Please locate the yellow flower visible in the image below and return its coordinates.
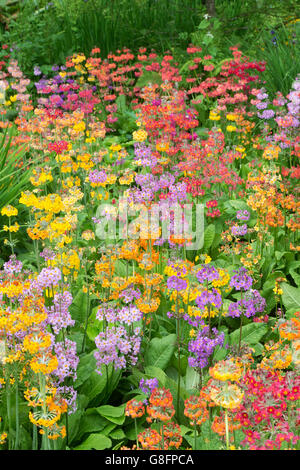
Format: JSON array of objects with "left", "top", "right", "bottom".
[
  {"left": 3, "top": 222, "right": 19, "bottom": 232},
  {"left": 210, "top": 384, "right": 244, "bottom": 409},
  {"left": 119, "top": 173, "right": 134, "bottom": 185},
  {"left": 132, "top": 129, "right": 148, "bottom": 142},
  {"left": 209, "top": 358, "right": 243, "bottom": 382},
  {"left": 0, "top": 432, "right": 7, "bottom": 445},
  {"left": 110, "top": 144, "right": 122, "bottom": 152},
  {"left": 226, "top": 113, "right": 238, "bottom": 121},
  {"left": 73, "top": 121, "right": 86, "bottom": 133},
  {"left": 1, "top": 205, "right": 18, "bottom": 217},
  {"left": 209, "top": 111, "right": 220, "bottom": 121},
  {"left": 156, "top": 141, "right": 169, "bottom": 152},
  {"left": 226, "top": 125, "right": 237, "bottom": 132}
]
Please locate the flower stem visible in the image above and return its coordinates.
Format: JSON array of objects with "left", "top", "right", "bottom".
[{"left": 225, "top": 409, "right": 230, "bottom": 450}]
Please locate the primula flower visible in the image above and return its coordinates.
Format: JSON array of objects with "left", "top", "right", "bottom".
[
  {"left": 210, "top": 383, "right": 244, "bottom": 409},
  {"left": 125, "top": 399, "right": 145, "bottom": 419},
  {"left": 1, "top": 205, "right": 18, "bottom": 217},
  {"left": 184, "top": 395, "right": 208, "bottom": 426},
  {"left": 209, "top": 358, "right": 243, "bottom": 382},
  {"left": 230, "top": 267, "right": 253, "bottom": 291},
  {"left": 167, "top": 276, "right": 187, "bottom": 291}
]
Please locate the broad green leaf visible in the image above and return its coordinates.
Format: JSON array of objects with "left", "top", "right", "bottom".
[
  {"left": 78, "top": 411, "right": 107, "bottom": 439},
  {"left": 185, "top": 366, "right": 200, "bottom": 391},
  {"left": 74, "top": 351, "right": 97, "bottom": 387},
  {"left": 281, "top": 282, "right": 300, "bottom": 312},
  {"left": 70, "top": 290, "right": 88, "bottom": 324},
  {"left": 145, "top": 334, "right": 176, "bottom": 370},
  {"left": 136, "top": 71, "right": 162, "bottom": 88},
  {"left": 74, "top": 433, "right": 112, "bottom": 450},
  {"left": 96, "top": 404, "right": 126, "bottom": 425},
  {"left": 79, "top": 371, "right": 107, "bottom": 403},
  {"left": 229, "top": 323, "right": 268, "bottom": 347},
  {"left": 110, "top": 429, "right": 126, "bottom": 440},
  {"left": 203, "top": 224, "right": 215, "bottom": 252}
]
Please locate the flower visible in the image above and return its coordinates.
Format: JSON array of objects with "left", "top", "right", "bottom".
[
  {"left": 139, "top": 378, "right": 159, "bottom": 395},
  {"left": 230, "top": 267, "right": 253, "bottom": 291},
  {"left": 133, "top": 129, "right": 148, "bottom": 142},
  {"left": 1, "top": 205, "right": 18, "bottom": 217},
  {"left": 184, "top": 395, "right": 208, "bottom": 425},
  {"left": 209, "top": 358, "right": 243, "bottom": 382},
  {"left": 167, "top": 276, "right": 187, "bottom": 291},
  {"left": 210, "top": 383, "right": 244, "bottom": 409},
  {"left": 147, "top": 388, "right": 175, "bottom": 422},
  {"left": 125, "top": 399, "right": 145, "bottom": 419}
]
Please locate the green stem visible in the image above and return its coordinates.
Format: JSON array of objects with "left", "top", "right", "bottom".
[
  {"left": 134, "top": 418, "right": 139, "bottom": 449},
  {"left": 81, "top": 266, "right": 90, "bottom": 353},
  {"left": 32, "top": 424, "right": 38, "bottom": 450},
  {"left": 4, "top": 337, "right": 12, "bottom": 449},
  {"left": 224, "top": 409, "right": 230, "bottom": 450},
  {"left": 238, "top": 314, "right": 243, "bottom": 355},
  {"left": 14, "top": 379, "right": 19, "bottom": 449}
]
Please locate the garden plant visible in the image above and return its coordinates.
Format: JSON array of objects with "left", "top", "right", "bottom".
[{"left": 0, "top": 0, "right": 299, "bottom": 452}]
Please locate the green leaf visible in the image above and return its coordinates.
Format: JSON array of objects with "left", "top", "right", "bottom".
[
  {"left": 288, "top": 262, "right": 300, "bottom": 288},
  {"left": 74, "top": 433, "right": 112, "bottom": 450},
  {"left": 203, "top": 224, "right": 215, "bottom": 252},
  {"left": 79, "top": 371, "right": 107, "bottom": 403},
  {"left": 136, "top": 71, "right": 162, "bottom": 88},
  {"left": 144, "top": 366, "right": 167, "bottom": 386},
  {"left": 229, "top": 323, "right": 268, "bottom": 347},
  {"left": 145, "top": 334, "right": 176, "bottom": 370},
  {"left": 70, "top": 290, "right": 87, "bottom": 324},
  {"left": 185, "top": 366, "right": 200, "bottom": 391},
  {"left": 110, "top": 429, "right": 126, "bottom": 440},
  {"left": 281, "top": 282, "right": 300, "bottom": 312},
  {"left": 78, "top": 411, "right": 107, "bottom": 438},
  {"left": 67, "top": 394, "right": 89, "bottom": 444},
  {"left": 74, "top": 351, "right": 97, "bottom": 387},
  {"left": 96, "top": 404, "right": 126, "bottom": 425}
]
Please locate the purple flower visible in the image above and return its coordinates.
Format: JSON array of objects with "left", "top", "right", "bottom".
[
  {"left": 33, "top": 66, "right": 42, "bottom": 76},
  {"left": 256, "top": 101, "right": 268, "bottom": 110},
  {"left": 231, "top": 224, "right": 248, "bottom": 237},
  {"left": 35, "top": 267, "right": 61, "bottom": 289},
  {"left": 53, "top": 339, "right": 79, "bottom": 383},
  {"left": 195, "top": 288, "right": 222, "bottom": 310},
  {"left": 258, "top": 109, "right": 275, "bottom": 119},
  {"left": 88, "top": 169, "right": 107, "bottom": 184},
  {"left": 230, "top": 267, "right": 253, "bottom": 291},
  {"left": 117, "top": 305, "right": 143, "bottom": 325},
  {"left": 167, "top": 276, "right": 187, "bottom": 291},
  {"left": 236, "top": 210, "right": 250, "bottom": 221},
  {"left": 3, "top": 255, "right": 22, "bottom": 274},
  {"left": 119, "top": 287, "right": 141, "bottom": 304},
  {"left": 94, "top": 325, "right": 142, "bottom": 375},
  {"left": 227, "top": 289, "right": 266, "bottom": 318},
  {"left": 39, "top": 248, "right": 56, "bottom": 261},
  {"left": 139, "top": 378, "right": 158, "bottom": 395},
  {"left": 188, "top": 327, "right": 224, "bottom": 369},
  {"left": 47, "top": 291, "right": 74, "bottom": 334},
  {"left": 196, "top": 265, "right": 220, "bottom": 283}
]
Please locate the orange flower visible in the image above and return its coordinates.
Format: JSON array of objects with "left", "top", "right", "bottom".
[
  {"left": 184, "top": 395, "right": 208, "bottom": 425},
  {"left": 125, "top": 399, "right": 145, "bottom": 419}
]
